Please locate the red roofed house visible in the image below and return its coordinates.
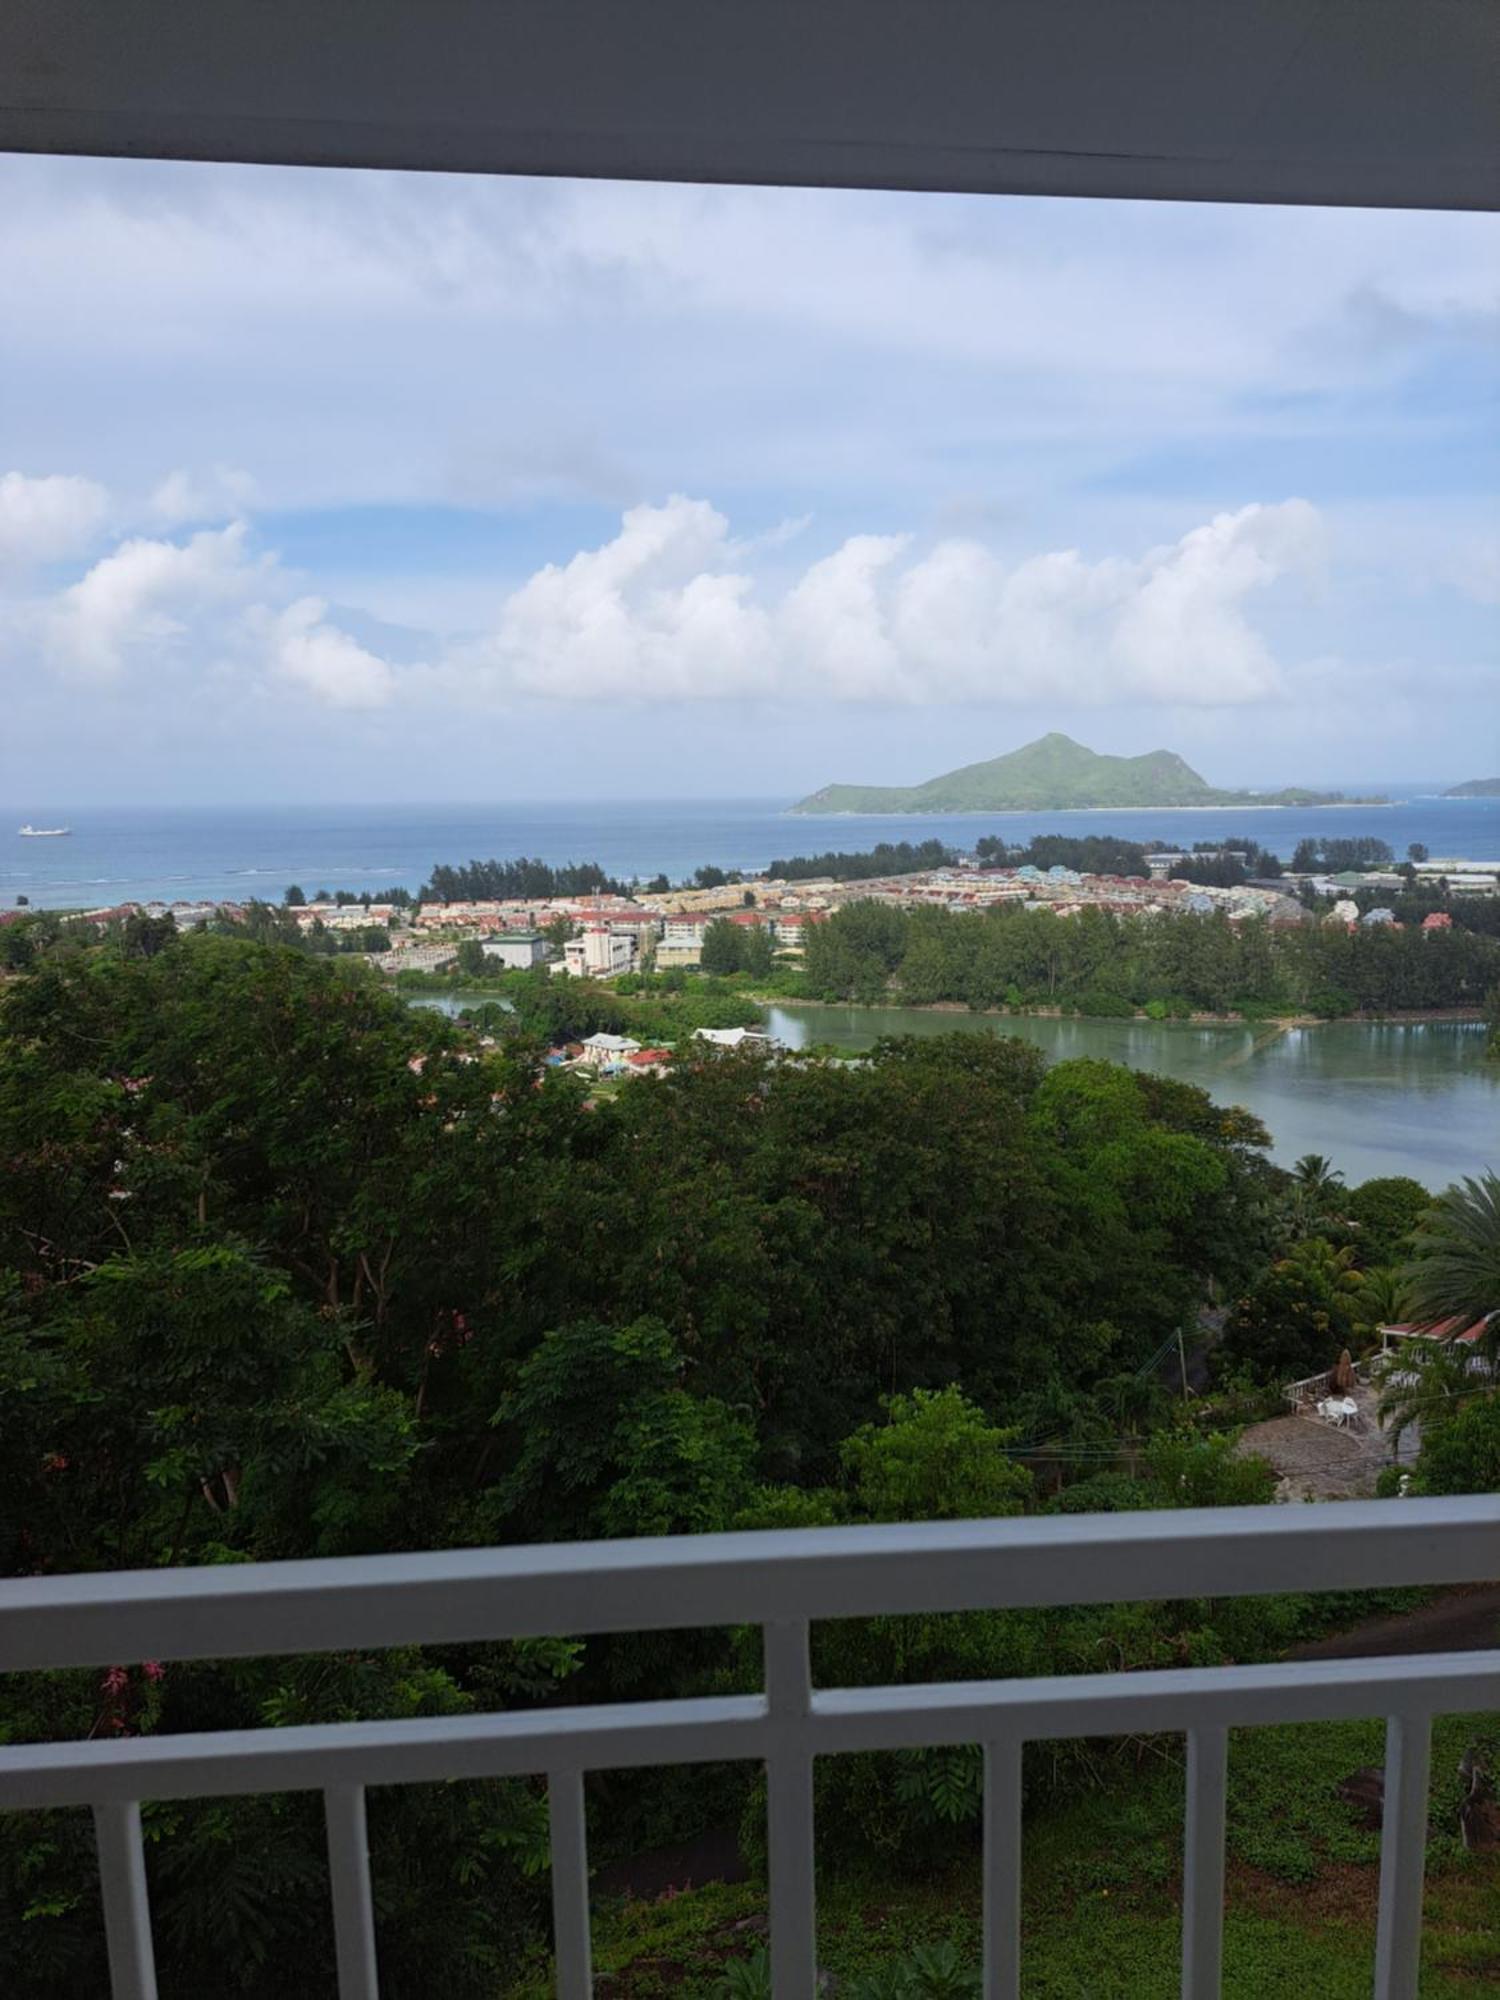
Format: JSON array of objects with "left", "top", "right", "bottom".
[
  {"left": 1421, "top": 911, "right": 1453, "bottom": 931},
  {"left": 1379, "top": 1312, "right": 1497, "bottom": 1354}
]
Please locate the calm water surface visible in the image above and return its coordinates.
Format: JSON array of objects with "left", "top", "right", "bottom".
[
  {"left": 423, "top": 987, "right": 1494, "bottom": 1187},
  {"left": 765, "top": 1009, "right": 1497, "bottom": 1188},
  {"left": 7, "top": 793, "right": 1497, "bottom": 910}
]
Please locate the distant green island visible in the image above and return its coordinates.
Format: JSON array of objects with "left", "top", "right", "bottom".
[
  {"left": 789, "top": 732, "right": 1390, "bottom": 815},
  {"left": 1445, "top": 776, "right": 1500, "bottom": 798}
]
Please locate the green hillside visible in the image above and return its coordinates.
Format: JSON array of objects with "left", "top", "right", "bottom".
[
  {"left": 1445, "top": 776, "right": 1500, "bottom": 798},
  {"left": 790, "top": 733, "right": 1367, "bottom": 814}
]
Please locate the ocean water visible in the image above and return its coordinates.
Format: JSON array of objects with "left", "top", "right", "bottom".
[{"left": 4, "top": 793, "right": 1499, "bottom": 911}]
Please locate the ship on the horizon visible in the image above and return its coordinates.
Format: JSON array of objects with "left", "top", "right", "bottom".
[{"left": 17, "top": 824, "right": 71, "bottom": 837}]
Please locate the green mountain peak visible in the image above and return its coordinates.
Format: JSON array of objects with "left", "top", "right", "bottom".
[{"left": 788, "top": 734, "right": 1370, "bottom": 815}]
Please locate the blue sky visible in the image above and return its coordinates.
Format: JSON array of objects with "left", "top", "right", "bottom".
[{"left": 0, "top": 155, "right": 1495, "bottom": 804}]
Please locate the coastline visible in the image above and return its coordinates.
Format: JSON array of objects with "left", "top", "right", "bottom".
[
  {"left": 394, "top": 973, "right": 1486, "bottom": 1040},
  {"left": 784, "top": 800, "right": 1396, "bottom": 819},
  {"left": 758, "top": 995, "right": 1487, "bottom": 1032},
  {"left": 10, "top": 796, "right": 1496, "bottom": 910}
]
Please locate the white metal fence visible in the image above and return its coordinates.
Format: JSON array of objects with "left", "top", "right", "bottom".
[
  {"left": 1282, "top": 1361, "right": 1373, "bottom": 1412},
  {"left": 3, "top": 1497, "right": 1499, "bottom": 1999}
]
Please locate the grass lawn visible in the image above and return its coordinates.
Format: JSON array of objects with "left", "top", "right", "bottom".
[{"left": 502, "top": 1716, "right": 1500, "bottom": 1996}]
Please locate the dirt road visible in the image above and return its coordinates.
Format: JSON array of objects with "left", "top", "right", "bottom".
[{"left": 1289, "top": 1582, "right": 1500, "bottom": 1660}]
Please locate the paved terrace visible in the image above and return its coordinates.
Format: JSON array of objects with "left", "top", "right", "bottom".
[{"left": 1236, "top": 1383, "right": 1419, "bottom": 1502}]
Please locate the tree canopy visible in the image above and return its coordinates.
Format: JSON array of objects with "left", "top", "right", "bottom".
[
  {"left": 420, "top": 855, "right": 624, "bottom": 902},
  {"left": 1, "top": 921, "right": 1489, "bottom": 1994},
  {"left": 799, "top": 897, "right": 1500, "bottom": 1017}
]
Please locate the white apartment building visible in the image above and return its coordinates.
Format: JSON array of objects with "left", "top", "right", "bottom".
[
  {"left": 564, "top": 925, "right": 638, "bottom": 978},
  {"left": 480, "top": 932, "right": 552, "bottom": 970},
  {"left": 577, "top": 1033, "right": 641, "bottom": 1069},
  {"left": 1412, "top": 860, "right": 1500, "bottom": 897}
]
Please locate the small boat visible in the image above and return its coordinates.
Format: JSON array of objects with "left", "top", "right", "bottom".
[{"left": 18, "top": 825, "right": 71, "bottom": 837}]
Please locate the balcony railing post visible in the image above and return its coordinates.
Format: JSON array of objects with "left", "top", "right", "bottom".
[
  {"left": 1373, "top": 1713, "right": 1432, "bottom": 2000},
  {"left": 325, "top": 1782, "right": 380, "bottom": 2000},
  {"left": 548, "top": 1768, "right": 593, "bottom": 2000},
  {"left": 1181, "top": 1725, "right": 1228, "bottom": 1999},
  {"left": 765, "top": 1619, "right": 817, "bottom": 1995},
  {"left": 93, "top": 1799, "right": 158, "bottom": 2000},
  {"left": 982, "top": 1736, "right": 1022, "bottom": 2000},
  {"left": 3, "top": 1503, "right": 1497, "bottom": 1994}
]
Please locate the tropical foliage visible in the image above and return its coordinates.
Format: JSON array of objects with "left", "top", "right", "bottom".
[
  {"left": 1403, "top": 1173, "right": 1500, "bottom": 1345},
  {"left": 800, "top": 898, "right": 1500, "bottom": 1016},
  {"left": 0, "top": 924, "right": 1491, "bottom": 1994}
]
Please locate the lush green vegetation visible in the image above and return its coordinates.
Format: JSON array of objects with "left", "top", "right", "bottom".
[
  {"left": 763, "top": 838, "right": 957, "bottom": 882},
  {"left": 1289, "top": 836, "right": 1396, "bottom": 872},
  {"left": 1167, "top": 838, "right": 1287, "bottom": 887},
  {"left": 1, "top": 924, "right": 1494, "bottom": 1994},
  {"left": 420, "top": 856, "right": 626, "bottom": 902},
  {"left": 763, "top": 831, "right": 1246, "bottom": 883},
  {"left": 500, "top": 1708, "right": 1500, "bottom": 1996},
  {"left": 979, "top": 833, "right": 1292, "bottom": 884},
  {"left": 286, "top": 882, "right": 415, "bottom": 908},
  {"left": 399, "top": 961, "right": 767, "bottom": 1047},
  {"left": 799, "top": 898, "right": 1500, "bottom": 1015},
  {"left": 1354, "top": 882, "right": 1500, "bottom": 939},
  {"left": 976, "top": 832, "right": 1148, "bottom": 875},
  {"left": 698, "top": 918, "right": 775, "bottom": 978},
  {"left": 790, "top": 732, "right": 1379, "bottom": 815}
]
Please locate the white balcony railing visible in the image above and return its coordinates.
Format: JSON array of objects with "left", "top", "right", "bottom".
[{"left": 3, "top": 1496, "right": 1500, "bottom": 2000}]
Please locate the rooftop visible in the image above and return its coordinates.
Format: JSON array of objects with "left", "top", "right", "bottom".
[{"left": 1380, "top": 1314, "right": 1497, "bottom": 1347}]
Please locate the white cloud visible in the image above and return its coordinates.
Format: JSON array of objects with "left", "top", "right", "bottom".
[
  {"left": 39, "top": 518, "right": 399, "bottom": 708},
  {"left": 262, "top": 597, "right": 398, "bottom": 708},
  {"left": 147, "top": 466, "right": 258, "bottom": 526},
  {"left": 1, "top": 160, "right": 1493, "bottom": 524},
  {"left": 783, "top": 535, "right": 913, "bottom": 699},
  {"left": 1111, "top": 502, "right": 1326, "bottom": 703},
  {"left": 47, "top": 523, "right": 265, "bottom": 679},
  {"left": 462, "top": 494, "right": 1325, "bottom": 708},
  {"left": 0, "top": 476, "right": 1465, "bottom": 763},
  {"left": 1450, "top": 537, "right": 1500, "bottom": 607},
  {"left": 0, "top": 159, "right": 1493, "bottom": 797},
  {"left": 483, "top": 497, "right": 771, "bottom": 701},
  {"left": 0, "top": 470, "right": 109, "bottom": 569}
]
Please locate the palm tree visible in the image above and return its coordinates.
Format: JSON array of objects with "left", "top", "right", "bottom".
[
  {"left": 1350, "top": 1264, "right": 1413, "bottom": 1350},
  {"left": 1403, "top": 1172, "right": 1500, "bottom": 1359},
  {"left": 1285, "top": 1235, "right": 1363, "bottom": 1296},
  {"left": 1294, "top": 1153, "right": 1344, "bottom": 1196},
  {"left": 1288, "top": 1153, "right": 1349, "bottom": 1239},
  {"left": 1376, "top": 1337, "right": 1484, "bottom": 1456}
]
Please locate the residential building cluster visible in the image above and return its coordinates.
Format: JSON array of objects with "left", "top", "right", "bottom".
[
  {"left": 802, "top": 862, "right": 1307, "bottom": 926},
  {"left": 26, "top": 851, "right": 1497, "bottom": 973},
  {"left": 56, "top": 899, "right": 244, "bottom": 930},
  {"left": 571, "top": 1025, "right": 772, "bottom": 1077},
  {"left": 333, "top": 862, "right": 1314, "bottom": 976},
  {"left": 297, "top": 888, "right": 830, "bottom": 975}
]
